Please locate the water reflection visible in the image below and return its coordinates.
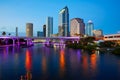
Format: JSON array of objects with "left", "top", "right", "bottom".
[
  {"left": 0, "top": 44, "right": 120, "bottom": 80},
  {"left": 82, "top": 54, "right": 88, "bottom": 76},
  {"left": 3, "top": 47, "right": 9, "bottom": 60},
  {"left": 69, "top": 49, "right": 81, "bottom": 70},
  {"left": 77, "top": 50, "right": 81, "bottom": 63},
  {"left": 90, "top": 53, "right": 97, "bottom": 76},
  {"left": 59, "top": 49, "right": 65, "bottom": 76},
  {"left": 14, "top": 53, "right": 19, "bottom": 70},
  {"left": 42, "top": 55, "right": 47, "bottom": 74},
  {"left": 0, "top": 63, "right": 1, "bottom": 80},
  {"left": 20, "top": 49, "right": 32, "bottom": 80}
]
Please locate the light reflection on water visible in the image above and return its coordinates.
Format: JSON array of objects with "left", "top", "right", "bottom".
[
  {"left": 25, "top": 49, "right": 32, "bottom": 80},
  {"left": 0, "top": 44, "right": 120, "bottom": 80},
  {"left": 42, "top": 54, "right": 47, "bottom": 74},
  {"left": 59, "top": 49, "right": 65, "bottom": 76}
]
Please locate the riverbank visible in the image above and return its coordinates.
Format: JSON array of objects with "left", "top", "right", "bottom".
[{"left": 66, "top": 42, "right": 120, "bottom": 55}]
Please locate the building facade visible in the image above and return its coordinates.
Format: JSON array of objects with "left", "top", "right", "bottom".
[
  {"left": 16, "top": 27, "right": 18, "bottom": 36},
  {"left": 70, "top": 18, "right": 85, "bottom": 37},
  {"left": 37, "top": 31, "right": 43, "bottom": 37},
  {"left": 93, "top": 29, "right": 103, "bottom": 37},
  {"left": 26, "top": 23, "right": 33, "bottom": 37},
  {"left": 43, "top": 24, "right": 46, "bottom": 37},
  {"left": 58, "top": 6, "right": 69, "bottom": 37},
  {"left": 86, "top": 20, "right": 94, "bottom": 36},
  {"left": 104, "top": 33, "right": 120, "bottom": 44},
  {"left": 46, "top": 17, "right": 53, "bottom": 37}
]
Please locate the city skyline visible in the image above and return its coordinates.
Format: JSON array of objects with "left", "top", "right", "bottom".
[{"left": 0, "top": 0, "right": 120, "bottom": 36}]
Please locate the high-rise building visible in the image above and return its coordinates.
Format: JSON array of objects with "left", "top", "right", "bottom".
[
  {"left": 37, "top": 31, "right": 40, "bottom": 37},
  {"left": 46, "top": 17, "right": 53, "bottom": 37},
  {"left": 70, "top": 18, "right": 85, "bottom": 37},
  {"left": 16, "top": 27, "right": 18, "bottom": 36},
  {"left": 26, "top": 23, "right": 33, "bottom": 37},
  {"left": 43, "top": 24, "right": 46, "bottom": 37},
  {"left": 58, "top": 6, "right": 69, "bottom": 37},
  {"left": 37, "top": 31, "right": 43, "bottom": 37},
  {"left": 93, "top": 29, "right": 103, "bottom": 37},
  {"left": 86, "top": 20, "right": 94, "bottom": 36}
]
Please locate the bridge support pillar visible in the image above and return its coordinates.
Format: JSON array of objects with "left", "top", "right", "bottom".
[
  {"left": 5, "top": 39, "right": 8, "bottom": 45},
  {"left": 46, "top": 38, "right": 50, "bottom": 45},
  {"left": 77, "top": 40, "right": 79, "bottom": 43},
  {"left": 27, "top": 39, "right": 29, "bottom": 46},
  {"left": 60, "top": 39, "right": 63, "bottom": 45},
  {"left": 26, "top": 38, "right": 33, "bottom": 46},
  {"left": 13, "top": 39, "right": 15, "bottom": 46},
  {"left": 17, "top": 39, "right": 20, "bottom": 46}
]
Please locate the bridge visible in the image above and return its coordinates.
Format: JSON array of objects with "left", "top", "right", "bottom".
[
  {"left": 0, "top": 36, "right": 80, "bottom": 47},
  {"left": 104, "top": 33, "right": 120, "bottom": 44}
]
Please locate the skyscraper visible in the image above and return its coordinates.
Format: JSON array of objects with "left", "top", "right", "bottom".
[
  {"left": 26, "top": 23, "right": 33, "bottom": 37},
  {"left": 43, "top": 24, "right": 46, "bottom": 37},
  {"left": 58, "top": 6, "right": 69, "bottom": 37},
  {"left": 86, "top": 20, "right": 94, "bottom": 36},
  {"left": 16, "top": 27, "right": 18, "bottom": 36},
  {"left": 70, "top": 18, "right": 85, "bottom": 37},
  {"left": 46, "top": 17, "right": 53, "bottom": 37}
]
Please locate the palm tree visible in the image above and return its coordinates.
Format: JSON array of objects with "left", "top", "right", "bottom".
[{"left": 2, "top": 31, "right": 6, "bottom": 36}]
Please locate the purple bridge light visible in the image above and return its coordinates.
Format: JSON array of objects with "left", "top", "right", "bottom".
[{"left": 0, "top": 36, "right": 80, "bottom": 47}]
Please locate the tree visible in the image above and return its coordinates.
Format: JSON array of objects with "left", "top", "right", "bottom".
[
  {"left": 8, "top": 33, "right": 11, "bottom": 36},
  {"left": 2, "top": 31, "right": 6, "bottom": 36},
  {"left": 74, "top": 33, "right": 84, "bottom": 37},
  {"left": 99, "top": 41, "right": 116, "bottom": 48}
]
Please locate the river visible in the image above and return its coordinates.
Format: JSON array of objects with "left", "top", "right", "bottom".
[{"left": 0, "top": 43, "right": 120, "bottom": 80}]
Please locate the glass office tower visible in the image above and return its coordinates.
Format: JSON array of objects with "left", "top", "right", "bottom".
[
  {"left": 86, "top": 20, "right": 94, "bottom": 36},
  {"left": 58, "top": 6, "right": 69, "bottom": 37},
  {"left": 46, "top": 17, "right": 53, "bottom": 37}
]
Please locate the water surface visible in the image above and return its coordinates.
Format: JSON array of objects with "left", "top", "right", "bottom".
[{"left": 0, "top": 44, "right": 120, "bottom": 80}]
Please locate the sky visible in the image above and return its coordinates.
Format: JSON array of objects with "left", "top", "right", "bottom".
[{"left": 0, "top": 0, "right": 120, "bottom": 36}]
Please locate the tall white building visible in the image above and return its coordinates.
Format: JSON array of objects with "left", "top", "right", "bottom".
[
  {"left": 86, "top": 20, "right": 94, "bottom": 36},
  {"left": 70, "top": 18, "right": 85, "bottom": 37},
  {"left": 46, "top": 17, "right": 53, "bottom": 37}
]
